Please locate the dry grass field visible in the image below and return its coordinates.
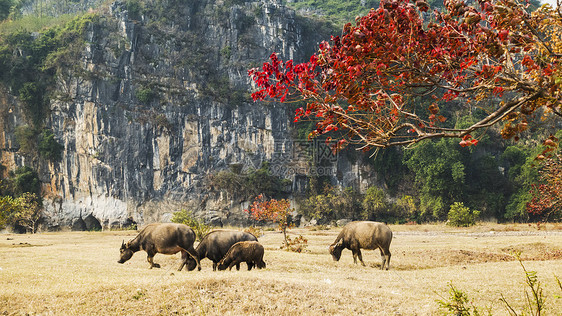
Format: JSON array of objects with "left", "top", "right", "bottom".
[{"left": 1, "top": 223, "right": 561, "bottom": 315}]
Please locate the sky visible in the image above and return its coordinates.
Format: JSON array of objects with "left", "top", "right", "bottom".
[{"left": 541, "top": 0, "right": 559, "bottom": 7}]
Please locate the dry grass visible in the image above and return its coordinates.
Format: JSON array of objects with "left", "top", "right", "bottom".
[{"left": 1, "top": 224, "right": 561, "bottom": 315}]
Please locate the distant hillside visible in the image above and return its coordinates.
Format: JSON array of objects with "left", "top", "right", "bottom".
[{"left": 285, "top": 0, "right": 382, "bottom": 25}]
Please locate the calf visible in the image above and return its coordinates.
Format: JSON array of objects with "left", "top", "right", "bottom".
[{"left": 217, "top": 241, "right": 266, "bottom": 271}]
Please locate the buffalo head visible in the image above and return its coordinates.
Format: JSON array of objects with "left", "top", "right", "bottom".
[
  {"left": 329, "top": 243, "right": 343, "bottom": 261},
  {"left": 118, "top": 240, "right": 134, "bottom": 264},
  {"left": 185, "top": 257, "right": 197, "bottom": 271},
  {"left": 217, "top": 260, "right": 228, "bottom": 271}
]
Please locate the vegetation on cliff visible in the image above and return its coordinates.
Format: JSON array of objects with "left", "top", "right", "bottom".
[
  {"left": 0, "top": 0, "right": 560, "bottom": 230},
  {"left": 251, "top": 0, "right": 561, "bottom": 222}
]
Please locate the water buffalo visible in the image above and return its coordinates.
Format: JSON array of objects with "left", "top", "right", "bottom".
[
  {"left": 186, "top": 230, "right": 258, "bottom": 271},
  {"left": 329, "top": 221, "right": 392, "bottom": 270},
  {"left": 217, "top": 241, "right": 266, "bottom": 271},
  {"left": 118, "top": 223, "right": 201, "bottom": 271}
]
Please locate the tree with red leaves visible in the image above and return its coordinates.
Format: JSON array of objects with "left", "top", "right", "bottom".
[
  {"left": 527, "top": 137, "right": 562, "bottom": 221},
  {"left": 249, "top": 0, "right": 562, "bottom": 150},
  {"left": 246, "top": 194, "right": 294, "bottom": 248}
]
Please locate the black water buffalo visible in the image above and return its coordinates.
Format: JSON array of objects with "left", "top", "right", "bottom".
[
  {"left": 329, "top": 221, "right": 392, "bottom": 270},
  {"left": 186, "top": 230, "right": 258, "bottom": 271},
  {"left": 217, "top": 241, "right": 266, "bottom": 271},
  {"left": 118, "top": 223, "right": 200, "bottom": 271}
]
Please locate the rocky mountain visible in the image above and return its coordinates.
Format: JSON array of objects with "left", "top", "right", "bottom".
[{"left": 0, "top": 0, "right": 378, "bottom": 229}]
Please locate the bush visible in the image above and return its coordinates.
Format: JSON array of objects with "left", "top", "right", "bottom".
[
  {"left": 362, "top": 186, "right": 389, "bottom": 220},
  {"left": 0, "top": 192, "right": 42, "bottom": 233},
  {"left": 170, "top": 209, "right": 210, "bottom": 241},
  {"left": 447, "top": 202, "right": 480, "bottom": 227},
  {"left": 135, "top": 86, "right": 155, "bottom": 104},
  {"left": 15, "top": 125, "right": 36, "bottom": 154},
  {"left": 282, "top": 235, "right": 308, "bottom": 253},
  {"left": 438, "top": 256, "right": 560, "bottom": 315},
  {"left": 210, "top": 162, "right": 290, "bottom": 200},
  {"left": 299, "top": 186, "right": 362, "bottom": 222},
  {"left": 243, "top": 226, "right": 262, "bottom": 238},
  {"left": 38, "top": 129, "right": 63, "bottom": 161},
  {"left": 437, "top": 282, "right": 488, "bottom": 316}
]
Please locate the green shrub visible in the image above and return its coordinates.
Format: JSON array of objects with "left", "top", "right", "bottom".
[
  {"left": 15, "top": 125, "right": 36, "bottom": 154},
  {"left": 0, "top": 0, "right": 12, "bottom": 22},
  {"left": 447, "top": 202, "right": 480, "bottom": 227},
  {"left": 38, "top": 129, "right": 63, "bottom": 161},
  {"left": 211, "top": 162, "right": 289, "bottom": 200},
  {"left": 18, "top": 82, "right": 45, "bottom": 127},
  {"left": 135, "top": 86, "right": 155, "bottom": 104},
  {"left": 362, "top": 186, "right": 388, "bottom": 220},
  {"left": 125, "top": 0, "right": 144, "bottom": 20},
  {"left": 437, "top": 282, "right": 489, "bottom": 316},
  {"left": 438, "top": 256, "right": 558, "bottom": 315},
  {"left": 170, "top": 209, "right": 210, "bottom": 241},
  {"left": 220, "top": 46, "right": 231, "bottom": 59}
]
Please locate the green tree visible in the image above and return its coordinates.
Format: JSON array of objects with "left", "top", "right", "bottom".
[
  {"left": 404, "top": 138, "right": 468, "bottom": 220},
  {"left": 0, "top": 0, "right": 12, "bottom": 21},
  {"left": 300, "top": 193, "right": 335, "bottom": 221},
  {"left": 466, "top": 153, "right": 508, "bottom": 219},
  {"left": 0, "top": 193, "right": 42, "bottom": 233},
  {"left": 210, "top": 162, "right": 290, "bottom": 200},
  {"left": 0, "top": 195, "right": 18, "bottom": 229},
  {"left": 38, "top": 129, "right": 64, "bottom": 161},
  {"left": 170, "top": 209, "right": 210, "bottom": 241},
  {"left": 11, "top": 192, "right": 42, "bottom": 233},
  {"left": 362, "top": 186, "right": 388, "bottom": 220},
  {"left": 447, "top": 202, "right": 480, "bottom": 227},
  {"left": 299, "top": 186, "right": 362, "bottom": 222},
  {"left": 502, "top": 146, "right": 540, "bottom": 221},
  {"left": 15, "top": 125, "right": 37, "bottom": 154},
  {"left": 18, "top": 81, "right": 46, "bottom": 127},
  {"left": 396, "top": 195, "right": 419, "bottom": 222},
  {"left": 10, "top": 166, "right": 41, "bottom": 197}
]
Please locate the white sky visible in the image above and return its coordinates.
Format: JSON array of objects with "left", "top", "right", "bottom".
[{"left": 541, "top": 0, "right": 559, "bottom": 7}]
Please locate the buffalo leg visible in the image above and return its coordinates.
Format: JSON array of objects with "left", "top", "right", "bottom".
[
  {"left": 247, "top": 262, "right": 253, "bottom": 271},
  {"left": 178, "top": 251, "right": 188, "bottom": 271},
  {"left": 235, "top": 263, "right": 240, "bottom": 271},
  {"left": 228, "top": 260, "right": 240, "bottom": 271},
  {"left": 381, "top": 248, "right": 391, "bottom": 270},
  {"left": 352, "top": 250, "right": 358, "bottom": 264},
  {"left": 212, "top": 262, "right": 217, "bottom": 271},
  {"left": 356, "top": 249, "right": 366, "bottom": 266},
  {"left": 147, "top": 255, "right": 160, "bottom": 269}
]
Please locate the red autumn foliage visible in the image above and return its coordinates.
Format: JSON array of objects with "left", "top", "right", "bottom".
[
  {"left": 245, "top": 195, "right": 295, "bottom": 248},
  {"left": 527, "top": 137, "right": 562, "bottom": 221},
  {"left": 249, "top": 0, "right": 562, "bottom": 150}
]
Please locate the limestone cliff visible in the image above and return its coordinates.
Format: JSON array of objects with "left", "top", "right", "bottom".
[{"left": 0, "top": 0, "right": 377, "bottom": 229}]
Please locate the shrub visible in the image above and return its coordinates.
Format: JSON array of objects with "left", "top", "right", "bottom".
[
  {"left": 15, "top": 125, "right": 36, "bottom": 154},
  {"left": 135, "top": 86, "right": 155, "bottom": 104},
  {"left": 170, "top": 209, "right": 210, "bottom": 241},
  {"left": 38, "top": 129, "right": 63, "bottom": 161},
  {"left": 447, "top": 202, "right": 480, "bottom": 227},
  {"left": 362, "top": 186, "right": 389, "bottom": 220},
  {"left": 243, "top": 226, "right": 263, "bottom": 238},
  {"left": 210, "top": 162, "right": 290, "bottom": 200},
  {"left": 437, "top": 282, "right": 489, "bottom": 316},
  {"left": 246, "top": 195, "right": 295, "bottom": 250},
  {"left": 10, "top": 166, "right": 41, "bottom": 197},
  {"left": 438, "top": 256, "right": 559, "bottom": 315},
  {"left": 282, "top": 235, "right": 308, "bottom": 253},
  {"left": 0, "top": 192, "right": 42, "bottom": 233},
  {"left": 299, "top": 186, "right": 362, "bottom": 222},
  {"left": 0, "top": 195, "right": 17, "bottom": 230}
]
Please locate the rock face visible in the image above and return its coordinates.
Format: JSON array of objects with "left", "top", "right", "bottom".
[{"left": 0, "top": 0, "right": 377, "bottom": 229}]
